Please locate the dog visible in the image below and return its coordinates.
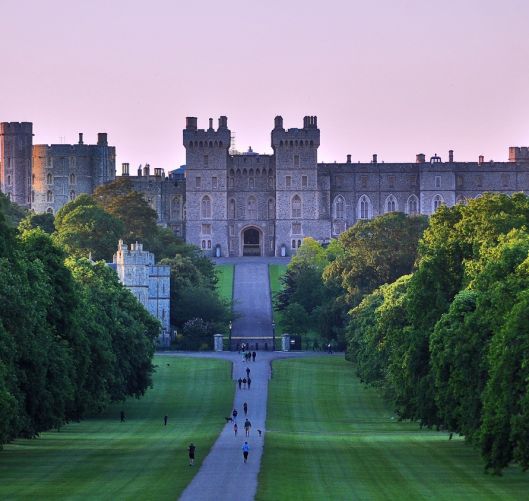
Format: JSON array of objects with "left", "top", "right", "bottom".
[
  {"left": 224, "top": 416, "right": 233, "bottom": 423},
  {"left": 258, "top": 429, "right": 262, "bottom": 437}
]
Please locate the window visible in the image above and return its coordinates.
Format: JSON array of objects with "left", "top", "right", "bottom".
[
  {"left": 294, "top": 155, "right": 300, "bottom": 167},
  {"left": 476, "top": 175, "right": 482, "bottom": 188},
  {"left": 32, "top": 174, "right": 35, "bottom": 185},
  {"left": 46, "top": 172, "right": 53, "bottom": 184},
  {"left": 201, "top": 195, "right": 211, "bottom": 218},
  {"left": 201, "top": 240, "right": 206, "bottom": 249},
  {"left": 201, "top": 224, "right": 211, "bottom": 235},
  {"left": 7, "top": 175, "right": 11, "bottom": 186},
  {"left": 501, "top": 173, "right": 509, "bottom": 187},
  {"left": 247, "top": 196, "right": 257, "bottom": 219},
  {"left": 388, "top": 175, "right": 395, "bottom": 189},
  {"left": 268, "top": 199, "right": 275, "bottom": 219},
  {"left": 360, "top": 175, "right": 368, "bottom": 188},
  {"left": 291, "top": 195, "right": 302, "bottom": 218},
  {"left": 248, "top": 177, "right": 254, "bottom": 189},
  {"left": 432, "top": 194, "right": 444, "bottom": 212},
  {"left": 286, "top": 175, "right": 292, "bottom": 188},
  {"left": 268, "top": 176, "right": 274, "bottom": 188},
  {"left": 46, "top": 207, "right": 53, "bottom": 214},
  {"left": 207, "top": 240, "right": 212, "bottom": 249},
  {"left": 31, "top": 191, "right": 35, "bottom": 203},
  {"left": 212, "top": 176, "right": 218, "bottom": 189},
  {"left": 456, "top": 175, "right": 463, "bottom": 188},
  {"left": 435, "top": 176, "right": 441, "bottom": 188},
  {"left": 407, "top": 195, "right": 419, "bottom": 214},
  {"left": 292, "top": 239, "right": 296, "bottom": 249},
  {"left": 171, "top": 196, "right": 181, "bottom": 219},
  {"left": 292, "top": 222, "right": 302, "bottom": 234},
  {"left": 358, "top": 195, "right": 371, "bottom": 220},
  {"left": 228, "top": 199, "right": 236, "bottom": 219},
  {"left": 336, "top": 175, "right": 343, "bottom": 188},
  {"left": 228, "top": 176, "right": 234, "bottom": 188},
  {"left": 69, "top": 190, "right": 75, "bottom": 201},
  {"left": 203, "top": 155, "right": 209, "bottom": 167},
  {"left": 334, "top": 196, "right": 345, "bottom": 220},
  {"left": 409, "top": 175, "right": 417, "bottom": 187},
  {"left": 229, "top": 224, "right": 235, "bottom": 236},
  {"left": 47, "top": 190, "right": 53, "bottom": 202},
  {"left": 195, "top": 176, "right": 202, "bottom": 189},
  {"left": 385, "top": 195, "right": 397, "bottom": 213},
  {"left": 302, "top": 175, "right": 308, "bottom": 188}
]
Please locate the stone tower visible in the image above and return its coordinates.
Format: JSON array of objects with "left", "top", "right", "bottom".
[
  {"left": 0, "top": 122, "right": 33, "bottom": 207},
  {"left": 272, "top": 116, "right": 325, "bottom": 255},
  {"left": 183, "top": 116, "right": 230, "bottom": 256}
]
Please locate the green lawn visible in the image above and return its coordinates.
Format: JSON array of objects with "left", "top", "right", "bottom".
[
  {"left": 269, "top": 264, "right": 287, "bottom": 347},
  {"left": 216, "top": 264, "right": 234, "bottom": 302},
  {"left": 0, "top": 356, "right": 233, "bottom": 500},
  {"left": 258, "top": 357, "right": 529, "bottom": 501}
]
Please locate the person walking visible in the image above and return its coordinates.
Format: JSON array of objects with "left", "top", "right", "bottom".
[
  {"left": 247, "top": 376, "right": 252, "bottom": 390},
  {"left": 242, "top": 441, "right": 250, "bottom": 463},
  {"left": 233, "top": 423, "right": 238, "bottom": 436},
  {"left": 238, "top": 377, "right": 242, "bottom": 390},
  {"left": 246, "top": 367, "right": 251, "bottom": 378},
  {"left": 188, "top": 443, "right": 196, "bottom": 466},
  {"left": 164, "top": 415, "right": 168, "bottom": 426},
  {"left": 242, "top": 377, "right": 247, "bottom": 389},
  {"left": 232, "top": 408, "right": 238, "bottom": 422},
  {"left": 243, "top": 402, "right": 248, "bottom": 416},
  {"left": 252, "top": 351, "right": 256, "bottom": 362},
  {"left": 244, "top": 418, "right": 252, "bottom": 437},
  {"left": 120, "top": 410, "right": 125, "bottom": 422}
]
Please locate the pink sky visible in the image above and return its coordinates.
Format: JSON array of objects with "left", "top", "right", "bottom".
[{"left": 1, "top": 0, "right": 529, "bottom": 171}]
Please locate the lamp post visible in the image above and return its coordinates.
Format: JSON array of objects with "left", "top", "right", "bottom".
[
  {"left": 272, "top": 321, "right": 276, "bottom": 352},
  {"left": 229, "top": 321, "right": 232, "bottom": 351}
]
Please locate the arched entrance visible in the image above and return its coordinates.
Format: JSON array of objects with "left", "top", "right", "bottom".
[{"left": 242, "top": 227, "right": 261, "bottom": 256}]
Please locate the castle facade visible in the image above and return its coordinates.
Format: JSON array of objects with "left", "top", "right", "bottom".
[{"left": 2, "top": 116, "right": 529, "bottom": 257}]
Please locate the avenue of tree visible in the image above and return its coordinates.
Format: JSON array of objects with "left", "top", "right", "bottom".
[{"left": 275, "top": 193, "right": 529, "bottom": 473}]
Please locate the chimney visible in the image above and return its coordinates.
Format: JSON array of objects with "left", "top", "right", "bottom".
[
  {"left": 346, "top": 154, "right": 351, "bottom": 163},
  {"left": 122, "top": 163, "right": 129, "bottom": 176},
  {"left": 154, "top": 167, "right": 162, "bottom": 177},
  {"left": 274, "top": 116, "right": 284, "bottom": 129},
  {"left": 138, "top": 165, "right": 142, "bottom": 176},
  {"left": 372, "top": 154, "right": 378, "bottom": 164},
  {"left": 186, "top": 117, "right": 197, "bottom": 130},
  {"left": 478, "top": 155, "right": 484, "bottom": 165},
  {"left": 208, "top": 118, "right": 213, "bottom": 130},
  {"left": 143, "top": 164, "right": 150, "bottom": 176},
  {"left": 218, "top": 116, "right": 228, "bottom": 129},
  {"left": 78, "top": 132, "right": 84, "bottom": 145},
  {"left": 97, "top": 133, "right": 108, "bottom": 146},
  {"left": 416, "top": 153, "right": 425, "bottom": 163},
  {"left": 449, "top": 150, "right": 454, "bottom": 163}
]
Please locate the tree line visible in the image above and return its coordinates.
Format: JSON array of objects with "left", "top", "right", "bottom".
[{"left": 276, "top": 194, "right": 529, "bottom": 472}]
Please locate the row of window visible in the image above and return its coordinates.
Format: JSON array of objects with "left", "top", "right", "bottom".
[{"left": 201, "top": 195, "right": 302, "bottom": 220}]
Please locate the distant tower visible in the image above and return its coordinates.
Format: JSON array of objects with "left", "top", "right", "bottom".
[
  {"left": 271, "top": 116, "right": 321, "bottom": 256},
  {"left": 183, "top": 116, "right": 231, "bottom": 256},
  {"left": 0, "top": 122, "right": 33, "bottom": 207}
]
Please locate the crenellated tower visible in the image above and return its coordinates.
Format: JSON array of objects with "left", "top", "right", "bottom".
[
  {"left": 0, "top": 122, "right": 33, "bottom": 207},
  {"left": 183, "top": 116, "right": 231, "bottom": 256},
  {"left": 272, "top": 116, "right": 327, "bottom": 255}
]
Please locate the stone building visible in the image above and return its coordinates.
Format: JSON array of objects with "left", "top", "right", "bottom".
[
  {"left": 0, "top": 124, "right": 116, "bottom": 213},
  {"left": 3, "top": 117, "right": 529, "bottom": 257},
  {"left": 112, "top": 240, "right": 170, "bottom": 346}
]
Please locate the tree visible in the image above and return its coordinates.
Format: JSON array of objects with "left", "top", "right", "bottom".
[{"left": 18, "top": 212, "right": 55, "bottom": 234}]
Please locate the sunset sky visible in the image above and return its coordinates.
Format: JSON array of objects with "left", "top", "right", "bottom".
[{"left": 1, "top": 0, "right": 529, "bottom": 172}]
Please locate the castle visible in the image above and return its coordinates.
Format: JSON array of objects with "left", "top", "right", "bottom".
[
  {"left": 110, "top": 240, "right": 171, "bottom": 346},
  {"left": 2, "top": 116, "right": 529, "bottom": 257}
]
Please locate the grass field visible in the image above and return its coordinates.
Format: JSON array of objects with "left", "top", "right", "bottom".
[
  {"left": 258, "top": 356, "right": 529, "bottom": 501},
  {"left": 216, "top": 264, "right": 234, "bottom": 302},
  {"left": 269, "top": 264, "right": 287, "bottom": 347},
  {"left": 0, "top": 356, "right": 233, "bottom": 500}
]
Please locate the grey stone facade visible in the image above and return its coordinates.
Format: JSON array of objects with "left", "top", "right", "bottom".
[
  {"left": 112, "top": 240, "right": 170, "bottom": 346},
  {"left": 3, "top": 117, "right": 529, "bottom": 257}
]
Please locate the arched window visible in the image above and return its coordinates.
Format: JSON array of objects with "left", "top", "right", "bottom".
[
  {"left": 291, "top": 195, "right": 302, "bottom": 218},
  {"left": 7, "top": 175, "right": 11, "bottom": 186},
  {"left": 69, "top": 173, "right": 76, "bottom": 185},
  {"left": 69, "top": 190, "right": 75, "bottom": 201},
  {"left": 201, "top": 195, "right": 212, "bottom": 219},
  {"left": 407, "top": 195, "right": 419, "bottom": 214},
  {"left": 358, "top": 195, "right": 372, "bottom": 220},
  {"left": 46, "top": 190, "right": 53, "bottom": 202},
  {"left": 31, "top": 191, "right": 35, "bottom": 203},
  {"left": 46, "top": 172, "right": 53, "bottom": 184},
  {"left": 46, "top": 207, "right": 53, "bottom": 214},
  {"left": 455, "top": 195, "right": 467, "bottom": 205},
  {"left": 334, "top": 196, "right": 345, "bottom": 219},
  {"left": 229, "top": 198, "right": 236, "bottom": 219},
  {"left": 432, "top": 194, "right": 444, "bottom": 212},
  {"left": 32, "top": 174, "right": 35, "bottom": 185},
  {"left": 268, "top": 199, "right": 275, "bottom": 219},
  {"left": 385, "top": 195, "right": 398, "bottom": 213},
  {"left": 171, "top": 196, "right": 181, "bottom": 219},
  {"left": 247, "top": 196, "right": 257, "bottom": 219}
]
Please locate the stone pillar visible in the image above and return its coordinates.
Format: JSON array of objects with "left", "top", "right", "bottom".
[
  {"left": 214, "top": 334, "right": 224, "bottom": 352},
  {"left": 281, "top": 334, "right": 290, "bottom": 352}
]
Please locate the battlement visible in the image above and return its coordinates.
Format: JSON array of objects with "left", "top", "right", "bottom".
[
  {"left": 509, "top": 147, "right": 529, "bottom": 162},
  {"left": 0, "top": 122, "right": 33, "bottom": 135},
  {"left": 271, "top": 115, "right": 320, "bottom": 148},
  {"left": 183, "top": 116, "right": 231, "bottom": 149}
]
